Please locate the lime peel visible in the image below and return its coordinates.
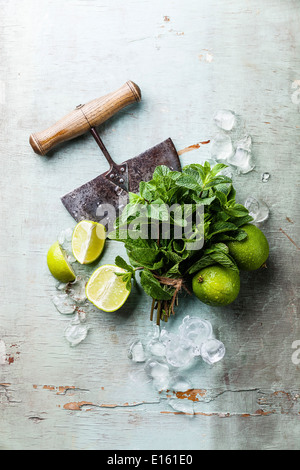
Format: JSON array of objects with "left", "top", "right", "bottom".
[
  {"left": 227, "top": 224, "right": 269, "bottom": 271},
  {"left": 192, "top": 265, "right": 240, "bottom": 307},
  {"left": 47, "top": 241, "right": 76, "bottom": 283}
]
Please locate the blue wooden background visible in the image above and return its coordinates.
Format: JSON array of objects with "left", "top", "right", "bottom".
[{"left": 0, "top": 0, "right": 299, "bottom": 450}]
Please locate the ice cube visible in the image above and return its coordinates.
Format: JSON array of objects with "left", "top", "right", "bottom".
[
  {"left": 169, "top": 375, "right": 192, "bottom": 392},
  {"left": 213, "top": 109, "right": 236, "bottom": 131},
  {"left": 128, "top": 340, "right": 146, "bottom": 363},
  {"left": 159, "top": 328, "right": 172, "bottom": 344},
  {"left": 152, "top": 375, "right": 170, "bottom": 392},
  {"left": 146, "top": 323, "right": 160, "bottom": 341},
  {"left": 66, "top": 254, "right": 77, "bottom": 264},
  {"left": 200, "top": 338, "right": 225, "bottom": 364},
  {"left": 261, "top": 172, "right": 270, "bottom": 183},
  {"left": 165, "top": 334, "right": 194, "bottom": 368},
  {"left": 146, "top": 338, "right": 166, "bottom": 358},
  {"left": 228, "top": 147, "right": 254, "bottom": 174},
  {"left": 51, "top": 293, "right": 76, "bottom": 314},
  {"left": 58, "top": 227, "right": 74, "bottom": 253},
  {"left": 144, "top": 359, "right": 170, "bottom": 391},
  {"left": 56, "top": 281, "right": 68, "bottom": 291},
  {"left": 144, "top": 358, "right": 170, "bottom": 380},
  {"left": 179, "top": 316, "right": 213, "bottom": 355},
  {"left": 235, "top": 134, "right": 252, "bottom": 152},
  {"left": 219, "top": 166, "right": 234, "bottom": 179},
  {"left": 77, "top": 308, "right": 88, "bottom": 323},
  {"left": 63, "top": 227, "right": 73, "bottom": 241},
  {"left": 65, "top": 315, "right": 89, "bottom": 346},
  {"left": 168, "top": 398, "right": 195, "bottom": 414},
  {"left": 244, "top": 196, "right": 269, "bottom": 223},
  {"left": 66, "top": 276, "right": 88, "bottom": 304},
  {"left": 210, "top": 133, "right": 233, "bottom": 162}
]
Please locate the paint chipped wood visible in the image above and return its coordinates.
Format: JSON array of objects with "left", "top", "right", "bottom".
[{"left": 0, "top": 0, "right": 300, "bottom": 451}]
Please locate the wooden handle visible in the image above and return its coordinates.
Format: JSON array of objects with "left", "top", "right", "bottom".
[{"left": 29, "top": 81, "right": 141, "bottom": 156}]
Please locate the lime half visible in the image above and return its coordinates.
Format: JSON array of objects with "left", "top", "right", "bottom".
[
  {"left": 72, "top": 220, "right": 106, "bottom": 264},
  {"left": 86, "top": 265, "right": 131, "bottom": 312},
  {"left": 47, "top": 241, "right": 76, "bottom": 283}
]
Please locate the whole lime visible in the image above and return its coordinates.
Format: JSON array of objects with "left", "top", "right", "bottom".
[
  {"left": 227, "top": 224, "right": 269, "bottom": 271},
  {"left": 192, "top": 265, "right": 240, "bottom": 306}
]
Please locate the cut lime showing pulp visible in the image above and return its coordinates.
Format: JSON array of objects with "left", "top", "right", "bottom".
[
  {"left": 47, "top": 241, "right": 76, "bottom": 283},
  {"left": 72, "top": 220, "right": 106, "bottom": 264},
  {"left": 86, "top": 265, "right": 131, "bottom": 312}
]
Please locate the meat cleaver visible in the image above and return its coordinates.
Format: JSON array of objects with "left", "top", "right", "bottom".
[{"left": 29, "top": 81, "right": 181, "bottom": 223}]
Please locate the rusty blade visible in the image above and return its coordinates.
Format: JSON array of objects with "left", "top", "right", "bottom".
[
  {"left": 104, "top": 161, "right": 129, "bottom": 192},
  {"left": 126, "top": 138, "right": 181, "bottom": 193},
  {"left": 61, "top": 176, "right": 128, "bottom": 223},
  {"left": 61, "top": 138, "right": 181, "bottom": 223}
]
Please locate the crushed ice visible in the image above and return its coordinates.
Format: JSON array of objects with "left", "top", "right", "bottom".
[
  {"left": 128, "top": 315, "right": 225, "bottom": 414},
  {"left": 261, "top": 172, "right": 270, "bottom": 183},
  {"left": 244, "top": 196, "right": 269, "bottom": 223},
  {"left": 51, "top": 293, "right": 76, "bottom": 315},
  {"left": 211, "top": 111, "right": 257, "bottom": 175},
  {"left": 64, "top": 313, "right": 89, "bottom": 347},
  {"left": 200, "top": 338, "right": 225, "bottom": 365},
  {"left": 213, "top": 109, "right": 236, "bottom": 131},
  {"left": 210, "top": 110, "right": 271, "bottom": 222},
  {"left": 50, "top": 228, "right": 92, "bottom": 347},
  {"left": 65, "top": 276, "right": 88, "bottom": 304},
  {"left": 210, "top": 132, "right": 233, "bottom": 162},
  {"left": 128, "top": 340, "right": 146, "bottom": 363}
]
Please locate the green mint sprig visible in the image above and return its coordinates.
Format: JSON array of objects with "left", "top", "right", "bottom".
[{"left": 109, "top": 162, "right": 253, "bottom": 323}]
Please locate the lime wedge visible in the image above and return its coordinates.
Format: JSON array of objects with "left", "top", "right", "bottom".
[
  {"left": 72, "top": 220, "right": 106, "bottom": 264},
  {"left": 47, "top": 241, "right": 76, "bottom": 283},
  {"left": 86, "top": 265, "right": 131, "bottom": 312}
]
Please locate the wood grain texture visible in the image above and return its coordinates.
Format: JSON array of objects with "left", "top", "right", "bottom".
[
  {"left": 30, "top": 81, "right": 141, "bottom": 155},
  {"left": 0, "top": 0, "right": 299, "bottom": 450}
]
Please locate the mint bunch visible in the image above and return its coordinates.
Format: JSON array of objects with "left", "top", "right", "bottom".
[{"left": 109, "top": 162, "right": 253, "bottom": 324}]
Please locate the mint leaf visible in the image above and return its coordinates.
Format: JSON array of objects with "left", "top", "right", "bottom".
[
  {"left": 209, "top": 251, "right": 239, "bottom": 272},
  {"left": 225, "top": 204, "right": 249, "bottom": 218},
  {"left": 115, "top": 256, "right": 134, "bottom": 273},
  {"left": 175, "top": 174, "right": 202, "bottom": 191},
  {"left": 207, "top": 221, "right": 240, "bottom": 239},
  {"left": 202, "top": 176, "right": 232, "bottom": 190},
  {"left": 139, "top": 181, "right": 157, "bottom": 201},
  {"left": 188, "top": 254, "right": 215, "bottom": 274},
  {"left": 140, "top": 270, "right": 172, "bottom": 300},
  {"left": 209, "top": 163, "right": 228, "bottom": 177},
  {"left": 110, "top": 160, "right": 252, "bottom": 320},
  {"left": 127, "top": 247, "right": 160, "bottom": 268},
  {"left": 229, "top": 215, "right": 253, "bottom": 227},
  {"left": 204, "top": 243, "right": 229, "bottom": 254},
  {"left": 214, "top": 229, "right": 248, "bottom": 242},
  {"left": 152, "top": 165, "right": 171, "bottom": 180}
]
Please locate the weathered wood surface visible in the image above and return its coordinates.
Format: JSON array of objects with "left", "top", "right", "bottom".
[{"left": 0, "top": 0, "right": 299, "bottom": 450}]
